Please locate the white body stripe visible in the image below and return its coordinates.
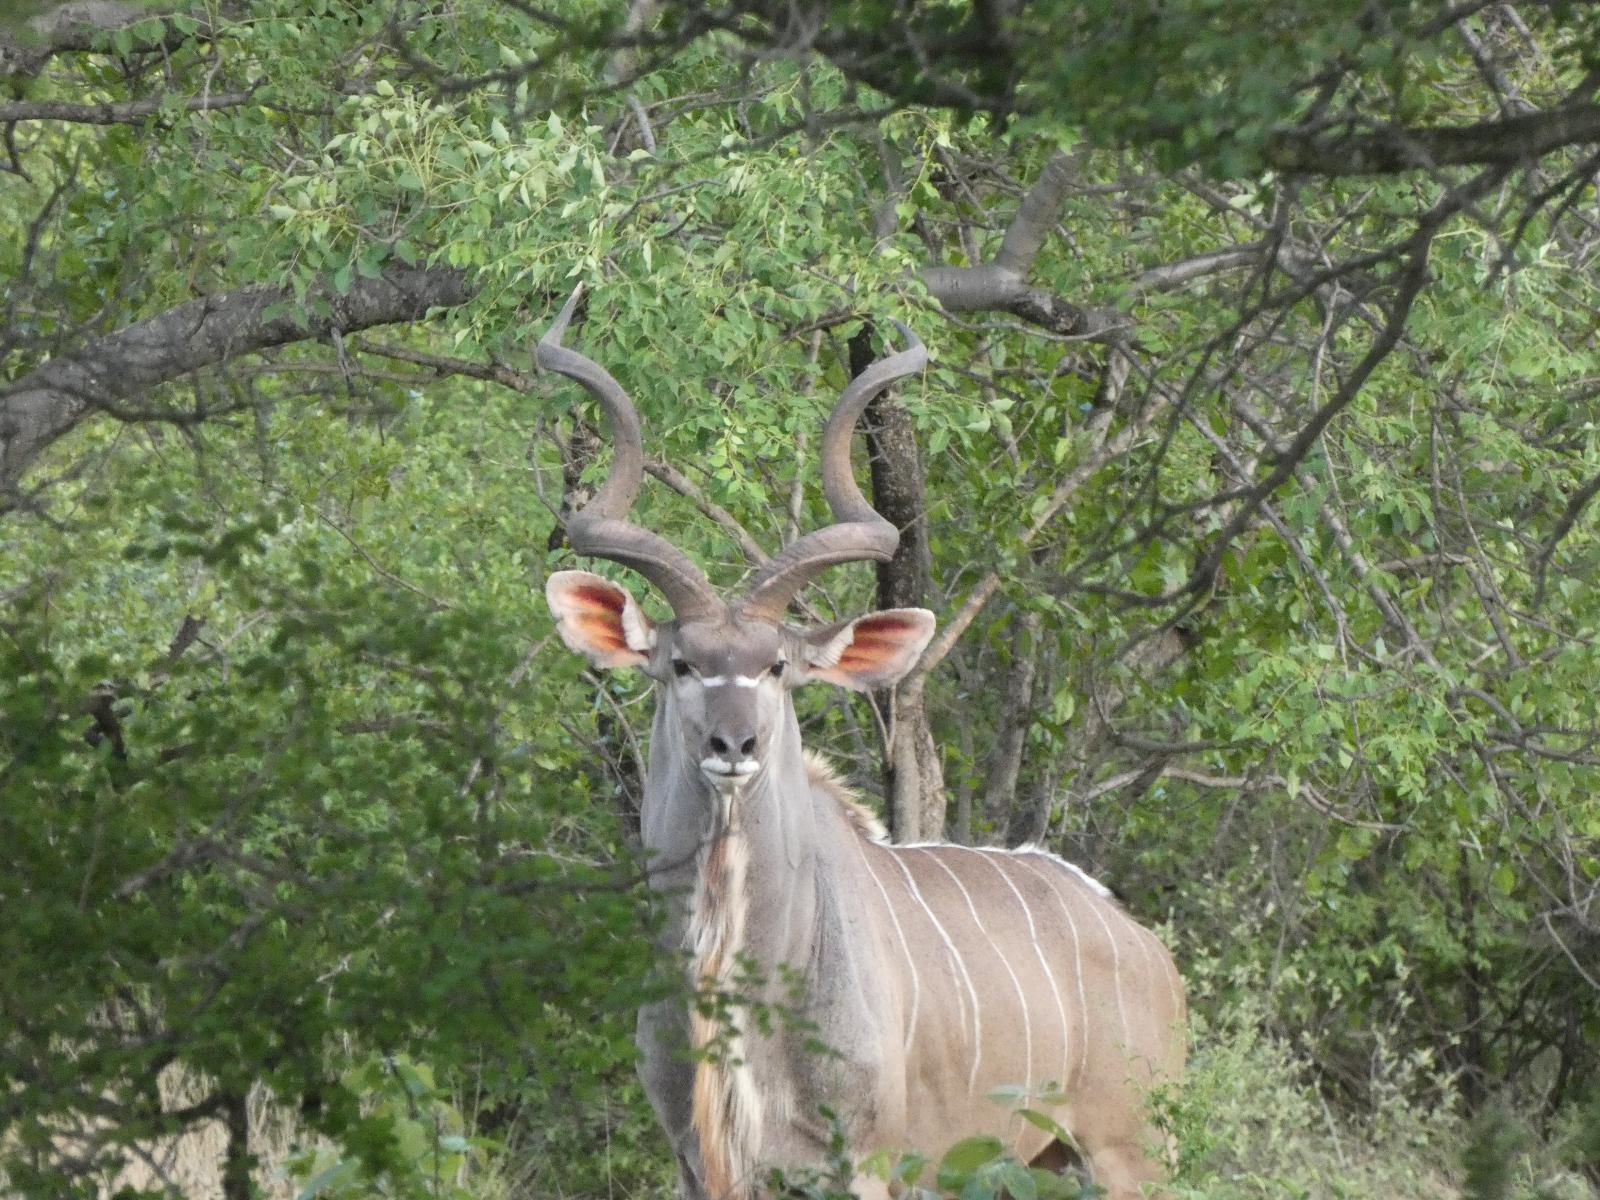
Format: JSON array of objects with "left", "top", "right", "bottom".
[
  {"left": 1125, "top": 912, "right": 1183, "bottom": 1019},
  {"left": 885, "top": 851, "right": 983, "bottom": 1095},
  {"left": 920, "top": 850, "right": 1032, "bottom": 1101},
  {"left": 1070, "top": 876, "right": 1131, "bottom": 1049},
  {"left": 1013, "top": 855, "right": 1090, "bottom": 1090},
  {"left": 965, "top": 849, "right": 1070, "bottom": 1100},
  {"left": 855, "top": 843, "right": 921, "bottom": 1056}
]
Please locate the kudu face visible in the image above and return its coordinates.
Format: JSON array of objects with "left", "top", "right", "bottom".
[
  {"left": 539, "top": 284, "right": 935, "bottom": 799},
  {"left": 658, "top": 616, "right": 788, "bottom": 789}
]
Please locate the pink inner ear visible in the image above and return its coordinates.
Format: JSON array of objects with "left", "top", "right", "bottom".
[
  {"left": 553, "top": 579, "right": 636, "bottom": 656},
  {"left": 572, "top": 583, "right": 626, "bottom": 616},
  {"left": 574, "top": 612, "right": 627, "bottom": 652},
  {"left": 836, "top": 612, "right": 922, "bottom": 669}
]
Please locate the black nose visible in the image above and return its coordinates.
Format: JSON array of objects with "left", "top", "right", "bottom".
[{"left": 709, "top": 733, "right": 757, "bottom": 758}]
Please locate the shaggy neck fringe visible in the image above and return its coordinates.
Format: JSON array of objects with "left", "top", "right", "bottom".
[{"left": 685, "top": 754, "right": 884, "bottom": 1198}]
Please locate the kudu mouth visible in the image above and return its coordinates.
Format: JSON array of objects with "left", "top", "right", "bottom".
[{"left": 699, "top": 756, "right": 760, "bottom": 791}]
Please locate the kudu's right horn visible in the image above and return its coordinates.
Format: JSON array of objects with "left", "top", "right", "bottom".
[{"left": 738, "top": 322, "right": 927, "bottom": 622}]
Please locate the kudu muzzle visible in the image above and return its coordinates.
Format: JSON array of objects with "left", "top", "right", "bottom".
[{"left": 699, "top": 690, "right": 762, "bottom": 787}]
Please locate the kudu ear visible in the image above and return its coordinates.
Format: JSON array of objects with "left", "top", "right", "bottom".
[
  {"left": 801, "top": 608, "right": 936, "bottom": 691},
  {"left": 546, "top": 570, "right": 656, "bottom": 669}
]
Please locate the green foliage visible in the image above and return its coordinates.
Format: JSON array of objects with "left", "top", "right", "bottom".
[
  {"left": 285, "top": 1056, "right": 494, "bottom": 1200},
  {"left": 6, "top": 0, "right": 1600, "bottom": 1196},
  {"left": 630, "top": 1, "right": 1600, "bottom": 175}
]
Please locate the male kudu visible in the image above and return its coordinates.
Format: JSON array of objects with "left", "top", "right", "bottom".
[{"left": 541, "top": 288, "right": 1185, "bottom": 1200}]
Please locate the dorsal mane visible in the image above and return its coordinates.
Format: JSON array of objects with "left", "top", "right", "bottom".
[{"left": 803, "top": 750, "right": 887, "bottom": 841}]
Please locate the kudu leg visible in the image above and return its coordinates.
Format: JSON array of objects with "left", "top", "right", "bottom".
[{"left": 636, "top": 1001, "right": 710, "bottom": 1199}]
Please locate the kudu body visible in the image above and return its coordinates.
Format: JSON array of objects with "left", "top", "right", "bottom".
[{"left": 541, "top": 288, "right": 1185, "bottom": 1200}]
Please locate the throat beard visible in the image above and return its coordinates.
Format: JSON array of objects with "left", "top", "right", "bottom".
[{"left": 685, "top": 774, "right": 759, "bottom": 1199}]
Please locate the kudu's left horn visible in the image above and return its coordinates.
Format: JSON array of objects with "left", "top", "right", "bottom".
[{"left": 538, "top": 285, "right": 720, "bottom": 619}]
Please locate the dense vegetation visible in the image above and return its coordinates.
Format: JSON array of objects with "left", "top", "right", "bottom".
[{"left": 3, "top": 1, "right": 1598, "bottom": 1196}]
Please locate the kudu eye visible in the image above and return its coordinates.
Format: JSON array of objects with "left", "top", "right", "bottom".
[
  {"left": 673, "top": 660, "right": 692, "bottom": 678},
  {"left": 769, "top": 661, "right": 786, "bottom": 678}
]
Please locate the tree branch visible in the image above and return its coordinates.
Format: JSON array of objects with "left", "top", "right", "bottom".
[
  {"left": 917, "top": 151, "right": 1125, "bottom": 340},
  {"left": 1132, "top": 242, "right": 1268, "bottom": 294},
  {"left": 1533, "top": 468, "right": 1600, "bottom": 608},
  {"left": 1, "top": 267, "right": 474, "bottom": 499},
  {"left": 642, "top": 459, "right": 770, "bottom": 566},
  {"left": 919, "top": 266, "right": 1125, "bottom": 339},
  {"left": 0, "top": 90, "right": 254, "bottom": 125},
  {"left": 1266, "top": 98, "right": 1600, "bottom": 176},
  {"left": 0, "top": 2, "right": 220, "bottom": 79},
  {"left": 992, "top": 150, "right": 1079, "bottom": 275},
  {"left": 912, "top": 344, "right": 1160, "bottom": 681}
]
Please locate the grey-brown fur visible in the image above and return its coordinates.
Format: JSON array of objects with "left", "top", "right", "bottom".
[{"left": 539, "top": 289, "right": 1185, "bottom": 1200}]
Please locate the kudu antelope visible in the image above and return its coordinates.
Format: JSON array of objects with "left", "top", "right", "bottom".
[{"left": 540, "top": 288, "right": 1185, "bottom": 1200}]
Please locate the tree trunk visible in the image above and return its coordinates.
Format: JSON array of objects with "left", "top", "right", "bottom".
[
  {"left": 985, "top": 610, "right": 1043, "bottom": 838},
  {"left": 221, "top": 1087, "right": 251, "bottom": 1200},
  {"left": 851, "top": 326, "right": 944, "bottom": 840}
]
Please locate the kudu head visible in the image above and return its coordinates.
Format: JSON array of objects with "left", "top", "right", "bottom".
[{"left": 542, "top": 286, "right": 935, "bottom": 797}]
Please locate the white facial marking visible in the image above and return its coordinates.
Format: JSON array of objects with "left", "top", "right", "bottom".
[
  {"left": 699, "top": 675, "right": 727, "bottom": 687},
  {"left": 699, "top": 755, "right": 759, "bottom": 792},
  {"left": 733, "top": 675, "right": 761, "bottom": 688}
]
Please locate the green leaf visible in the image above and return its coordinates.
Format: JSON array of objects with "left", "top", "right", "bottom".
[
  {"left": 986, "top": 1083, "right": 1030, "bottom": 1108},
  {"left": 297, "top": 1159, "right": 359, "bottom": 1199},
  {"left": 937, "top": 1135, "right": 1005, "bottom": 1189},
  {"left": 997, "top": 1161, "right": 1038, "bottom": 1200},
  {"left": 1018, "top": 1107, "right": 1072, "bottom": 1143},
  {"left": 892, "top": 1151, "right": 928, "bottom": 1183}
]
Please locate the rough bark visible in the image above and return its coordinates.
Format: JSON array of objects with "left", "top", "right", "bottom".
[
  {"left": 1, "top": 267, "right": 473, "bottom": 500},
  {"left": 984, "top": 610, "right": 1043, "bottom": 837},
  {"left": 850, "top": 326, "right": 944, "bottom": 841}
]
